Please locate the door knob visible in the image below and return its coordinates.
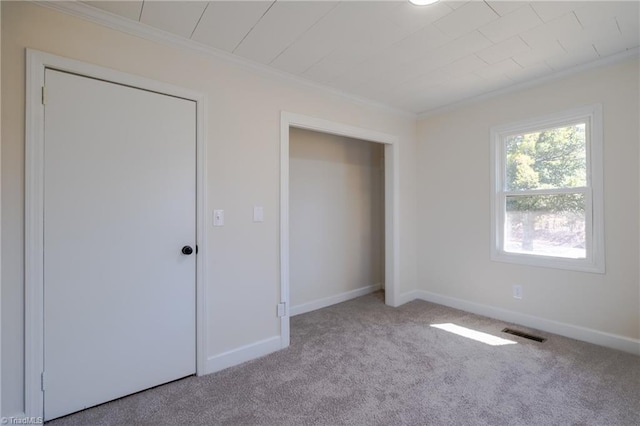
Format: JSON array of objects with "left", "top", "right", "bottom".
[{"left": 181, "top": 246, "right": 194, "bottom": 255}]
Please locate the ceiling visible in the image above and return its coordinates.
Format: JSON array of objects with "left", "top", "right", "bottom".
[{"left": 79, "top": 0, "right": 640, "bottom": 114}]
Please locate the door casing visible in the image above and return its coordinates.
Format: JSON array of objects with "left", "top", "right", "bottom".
[{"left": 24, "top": 49, "right": 208, "bottom": 418}]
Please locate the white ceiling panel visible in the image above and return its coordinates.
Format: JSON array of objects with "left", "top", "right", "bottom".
[
  {"left": 442, "top": 1, "right": 471, "bottom": 11},
  {"left": 270, "top": 1, "right": 400, "bottom": 74},
  {"left": 388, "top": 1, "right": 453, "bottom": 33},
  {"left": 354, "top": 16, "right": 411, "bottom": 49},
  {"left": 380, "top": 24, "right": 452, "bottom": 65},
  {"left": 520, "top": 12, "right": 583, "bottom": 49},
  {"left": 410, "top": 73, "right": 488, "bottom": 109},
  {"left": 438, "top": 54, "right": 488, "bottom": 76},
  {"left": 594, "top": 30, "right": 640, "bottom": 57},
  {"left": 610, "top": 0, "right": 638, "bottom": 23},
  {"left": 485, "top": 1, "right": 528, "bottom": 17},
  {"left": 506, "top": 62, "right": 553, "bottom": 83},
  {"left": 140, "top": 1, "right": 208, "bottom": 38},
  {"left": 398, "top": 68, "right": 508, "bottom": 112},
  {"left": 559, "top": 17, "right": 621, "bottom": 51},
  {"left": 479, "top": 5, "right": 542, "bottom": 43},
  {"left": 475, "top": 58, "right": 523, "bottom": 79},
  {"left": 83, "top": 1, "right": 142, "bottom": 20},
  {"left": 234, "top": 1, "right": 338, "bottom": 64},
  {"left": 399, "top": 66, "right": 492, "bottom": 110},
  {"left": 513, "top": 41, "right": 566, "bottom": 68},
  {"left": 326, "top": 49, "right": 418, "bottom": 95},
  {"left": 327, "top": 69, "right": 386, "bottom": 99},
  {"left": 333, "top": 55, "right": 401, "bottom": 88},
  {"left": 545, "top": 45, "right": 599, "bottom": 71},
  {"left": 574, "top": 1, "right": 639, "bottom": 28},
  {"left": 302, "top": 15, "right": 412, "bottom": 83},
  {"left": 191, "top": 1, "right": 273, "bottom": 52},
  {"left": 302, "top": 51, "right": 363, "bottom": 83},
  {"left": 401, "top": 69, "right": 453, "bottom": 93},
  {"left": 268, "top": 28, "right": 339, "bottom": 75},
  {"left": 476, "top": 36, "right": 530, "bottom": 64},
  {"left": 433, "top": 1, "right": 499, "bottom": 39},
  {"left": 473, "top": 73, "right": 514, "bottom": 93},
  {"left": 77, "top": 1, "right": 639, "bottom": 115},
  {"left": 303, "top": 25, "right": 412, "bottom": 83},
  {"left": 529, "top": 1, "right": 589, "bottom": 23},
  {"left": 385, "top": 30, "right": 492, "bottom": 90},
  {"left": 418, "top": 30, "right": 493, "bottom": 70},
  {"left": 480, "top": 73, "right": 516, "bottom": 90},
  {"left": 616, "top": 13, "right": 640, "bottom": 36}
]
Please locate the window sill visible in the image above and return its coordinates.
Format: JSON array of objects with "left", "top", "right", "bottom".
[{"left": 491, "top": 251, "right": 605, "bottom": 274}]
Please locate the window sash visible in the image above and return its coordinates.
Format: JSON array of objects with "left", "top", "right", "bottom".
[
  {"left": 500, "top": 120, "right": 591, "bottom": 193},
  {"left": 496, "top": 189, "right": 593, "bottom": 261}
]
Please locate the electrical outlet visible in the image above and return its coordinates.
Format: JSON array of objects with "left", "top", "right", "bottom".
[{"left": 513, "top": 284, "right": 523, "bottom": 299}]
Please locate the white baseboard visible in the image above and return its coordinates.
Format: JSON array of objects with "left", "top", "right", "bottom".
[
  {"left": 399, "top": 290, "right": 640, "bottom": 356},
  {"left": 206, "top": 336, "right": 282, "bottom": 374},
  {"left": 290, "top": 284, "right": 382, "bottom": 316},
  {"left": 396, "top": 290, "right": 422, "bottom": 306}
]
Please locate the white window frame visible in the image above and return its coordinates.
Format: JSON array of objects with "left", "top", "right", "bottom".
[{"left": 490, "top": 104, "right": 605, "bottom": 273}]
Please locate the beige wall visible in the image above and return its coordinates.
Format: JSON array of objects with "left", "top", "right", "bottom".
[
  {"left": 0, "top": 2, "right": 418, "bottom": 415},
  {"left": 289, "top": 128, "right": 384, "bottom": 310},
  {"left": 417, "top": 58, "right": 640, "bottom": 341}
]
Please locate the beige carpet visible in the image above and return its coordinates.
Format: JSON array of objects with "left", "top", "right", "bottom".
[{"left": 49, "top": 291, "right": 639, "bottom": 425}]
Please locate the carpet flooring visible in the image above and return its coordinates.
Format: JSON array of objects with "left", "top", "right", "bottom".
[{"left": 48, "top": 291, "right": 639, "bottom": 425}]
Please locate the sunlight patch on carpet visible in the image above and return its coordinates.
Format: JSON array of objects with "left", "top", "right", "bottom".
[{"left": 430, "top": 323, "right": 517, "bottom": 346}]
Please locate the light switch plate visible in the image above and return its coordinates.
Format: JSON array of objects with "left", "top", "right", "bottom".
[
  {"left": 253, "top": 206, "right": 264, "bottom": 222},
  {"left": 213, "top": 209, "right": 224, "bottom": 227}
]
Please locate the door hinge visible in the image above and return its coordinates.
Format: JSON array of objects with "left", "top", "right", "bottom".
[
  {"left": 277, "top": 302, "right": 286, "bottom": 318},
  {"left": 42, "top": 86, "right": 47, "bottom": 105},
  {"left": 41, "top": 372, "right": 45, "bottom": 391}
]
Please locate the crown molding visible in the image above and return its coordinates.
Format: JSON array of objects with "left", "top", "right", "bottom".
[
  {"left": 417, "top": 47, "right": 640, "bottom": 120},
  {"left": 33, "top": 1, "right": 416, "bottom": 120}
]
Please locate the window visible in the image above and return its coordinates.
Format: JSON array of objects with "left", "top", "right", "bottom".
[{"left": 490, "top": 105, "right": 604, "bottom": 273}]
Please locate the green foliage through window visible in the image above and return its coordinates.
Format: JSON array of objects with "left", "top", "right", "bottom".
[{"left": 505, "top": 123, "right": 586, "bottom": 193}]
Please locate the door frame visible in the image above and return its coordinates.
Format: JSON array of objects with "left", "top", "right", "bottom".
[
  {"left": 279, "top": 112, "right": 400, "bottom": 348},
  {"left": 24, "top": 49, "right": 208, "bottom": 418}
]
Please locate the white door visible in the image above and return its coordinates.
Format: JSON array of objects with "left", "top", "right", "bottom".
[{"left": 43, "top": 69, "right": 196, "bottom": 420}]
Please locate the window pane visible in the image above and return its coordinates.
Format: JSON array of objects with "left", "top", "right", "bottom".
[
  {"left": 505, "top": 194, "right": 586, "bottom": 259},
  {"left": 505, "top": 123, "right": 586, "bottom": 191}
]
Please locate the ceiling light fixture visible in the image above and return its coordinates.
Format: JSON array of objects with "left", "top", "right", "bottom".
[{"left": 409, "top": 0, "right": 440, "bottom": 5}]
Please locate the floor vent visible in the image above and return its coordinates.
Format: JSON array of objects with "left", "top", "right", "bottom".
[{"left": 502, "top": 328, "right": 547, "bottom": 343}]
